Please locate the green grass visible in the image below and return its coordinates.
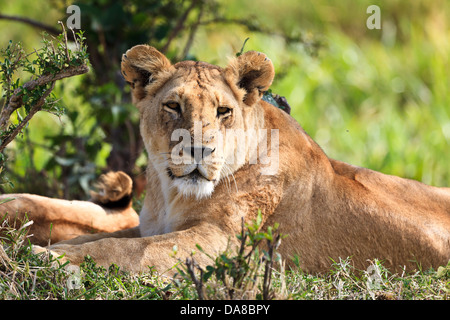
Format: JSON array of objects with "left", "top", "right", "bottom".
[{"left": 1, "top": 217, "right": 449, "bottom": 300}]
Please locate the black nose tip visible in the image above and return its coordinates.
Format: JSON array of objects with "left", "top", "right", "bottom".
[{"left": 184, "top": 146, "right": 215, "bottom": 163}]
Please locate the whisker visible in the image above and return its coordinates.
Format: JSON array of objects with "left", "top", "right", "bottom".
[
  {"left": 222, "top": 163, "right": 238, "bottom": 194},
  {"left": 219, "top": 164, "right": 230, "bottom": 194},
  {"left": 224, "top": 167, "right": 232, "bottom": 194},
  {"left": 229, "top": 171, "right": 238, "bottom": 194}
]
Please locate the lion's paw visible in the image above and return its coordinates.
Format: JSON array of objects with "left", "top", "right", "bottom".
[
  {"left": 31, "top": 245, "right": 69, "bottom": 267},
  {"left": 89, "top": 171, "right": 133, "bottom": 207}
]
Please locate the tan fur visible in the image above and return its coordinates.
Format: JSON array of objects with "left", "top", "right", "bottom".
[
  {"left": 16, "top": 45, "right": 450, "bottom": 274},
  {"left": 0, "top": 172, "right": 139, "bottom": 246}
]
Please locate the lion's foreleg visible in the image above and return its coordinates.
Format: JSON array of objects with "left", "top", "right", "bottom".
[
  {"left": 50, "top": 226, "right": 141, "bottom": 246},
  {"left": 38, "top": 223, "right": 231, "bottom": 274}
]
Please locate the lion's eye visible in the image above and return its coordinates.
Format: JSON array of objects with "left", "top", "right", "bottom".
[
  {"left": 164, "top": 102, "right": 181, "bottom": 114},
  {"left": 217, "top": 106, "right": 231, "bottom": 117}
]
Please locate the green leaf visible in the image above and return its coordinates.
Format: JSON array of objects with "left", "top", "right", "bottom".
[
  {"left": 236, "top": 37, "right": 250, "bottom": 57},
  {"left": 436, "top": 266, "right": 450, "bottom": 278},
  {"left": 236, "top": 38, "right": 250, "bottom": 57},
  {"left": 54, "top": 156, "right": 78, "bottom": 166}
]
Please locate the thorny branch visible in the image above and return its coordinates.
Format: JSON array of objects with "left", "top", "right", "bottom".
[
  {"left": 0, "top": 24, "right": 89, "bottom": 154},
  {"left": 0, "top": 64, "right": 89, "bottom": 130}
]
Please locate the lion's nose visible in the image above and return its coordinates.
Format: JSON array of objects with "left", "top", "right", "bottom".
[{"left": 184, "top": 146, "right": 215, "bottom": 163}]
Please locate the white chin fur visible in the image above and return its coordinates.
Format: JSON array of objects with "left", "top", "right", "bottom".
[{"left": 172, "top": 178, "right": 214, "bottom": 200}]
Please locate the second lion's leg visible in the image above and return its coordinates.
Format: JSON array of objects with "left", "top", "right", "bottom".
[
  {"left": 35, "top": 223, "right": 232, "bottom": 274},
  {"left": 50, "top": 226, "right": 141, "bottom": 246}
]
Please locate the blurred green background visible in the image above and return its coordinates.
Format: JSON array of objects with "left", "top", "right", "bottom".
[{"left": 0, "top": 0, "right": 449, "bottom": 199}]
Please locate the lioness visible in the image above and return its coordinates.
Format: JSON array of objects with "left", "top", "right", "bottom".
[
  {"left": 6, "top": 45, "right": 450, "bottom": 274},
  {"left": 0, "top": 171, "right": 139, "bottom": 246}
]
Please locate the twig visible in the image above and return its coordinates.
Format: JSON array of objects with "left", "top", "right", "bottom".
[
  {"left": 0, "top": 14, "right": 75, "bottom": 41},
  {"left": 0, "top": 82, "right": 55, "bottom": 153},
  {"left": 161, "top": 0, "right": 199, "bottom": 54},
  {"left": 185, "top": 256, "right": 205, "bottom": 300},
  {"left": 58, "top": 21, "right": 70, "bottom": 62},
  {"left": 199, "top": 17, "right": 311, "bottom": 45},
  {"left": 262, "top": 234, "right": 280, "bottom": 300},
  {"left": 180, "top": 3, "right": 205, "bottom": 60},
  {"left": 69, "top": 27, "right": 80, "bottom": 50}
]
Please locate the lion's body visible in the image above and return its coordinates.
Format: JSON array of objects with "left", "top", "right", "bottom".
[
  {"left": 3, "top": 46, "right": 450, "bottom": 274},
  {"left": 0, "top": 172, "right": 139, "bottom": 246}
]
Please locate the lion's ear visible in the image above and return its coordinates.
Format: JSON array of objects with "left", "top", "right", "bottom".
[
  {"left": 224, "top": 51, "right": 275, "bottom": 106},
  {"left": 121, "top": 45, "right": 172, "bottom": 103}
]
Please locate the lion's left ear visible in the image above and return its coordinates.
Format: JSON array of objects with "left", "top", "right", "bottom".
[{"left": 224, "top": 51, "right": 275, "bottom": 106}]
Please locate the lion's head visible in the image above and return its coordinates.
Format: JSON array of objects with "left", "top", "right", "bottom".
[{"left": 121, "top": 45, "right": 275, "bottom": 199}]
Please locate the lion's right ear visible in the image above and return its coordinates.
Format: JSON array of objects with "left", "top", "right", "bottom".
[{"left": 121, "top": 45, "right": 172, "bottom": 103}]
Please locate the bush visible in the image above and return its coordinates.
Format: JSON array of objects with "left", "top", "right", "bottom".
[
  {"left": 0, "top": 24, "right": 88, "bottom": 185},
  {"left": 174, "top": 211, "right": 287, "bottom": 300}
]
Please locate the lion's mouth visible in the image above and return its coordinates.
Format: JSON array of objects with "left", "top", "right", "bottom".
[
  {"left": 167, "top": 167, "right": 216, "bottom": 199},
  {"left": 185, "top": 169, "right": 204, "bottom": 184},
  {"left": 167, "top": 167, "right": 211, "bottom": 184}
]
